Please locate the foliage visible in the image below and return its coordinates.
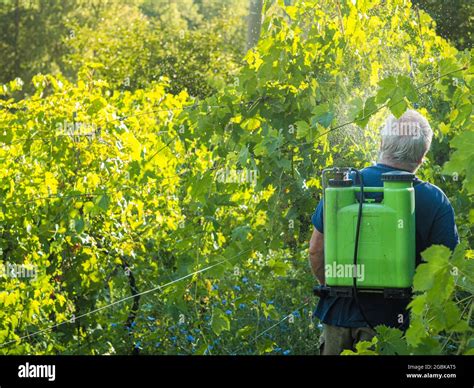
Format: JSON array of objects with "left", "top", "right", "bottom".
[
  {"left": 343, "top": 244, "right": 474, "bottom": 355},
  {"left": 0, "top": 0, "right": 472, "bottom": 355},
  {"left": 412, "top": 0, "right": 474, "bottom": 51},
  {"left": 0, "top": 0, "right": 247, "bottom": 98}
]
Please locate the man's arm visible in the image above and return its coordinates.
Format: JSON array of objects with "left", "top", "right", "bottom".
[
  {"left": 309, "top": 228, "right": 325, "bottom": 284},
  {"left": 429, "top": 206, "right": 459, "bottom": 251}
]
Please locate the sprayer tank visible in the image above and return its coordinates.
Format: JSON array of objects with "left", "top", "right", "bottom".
[{"left": 324, "top": 171, "right": 415, "bottom": 289}]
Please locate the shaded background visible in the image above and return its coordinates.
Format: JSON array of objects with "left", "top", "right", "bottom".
[{"left": 0, "top": 0, "right": 471, "bottom": 98}]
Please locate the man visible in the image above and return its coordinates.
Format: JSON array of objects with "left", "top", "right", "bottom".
[{"left": 309, "top": 110, "right": 459, "bottom": 355}]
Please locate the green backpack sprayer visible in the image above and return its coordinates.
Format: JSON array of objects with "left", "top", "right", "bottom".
[{"left": 313, "top": 167, "right": 416, "bottom": 328}]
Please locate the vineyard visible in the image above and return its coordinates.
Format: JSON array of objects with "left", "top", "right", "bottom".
[{"left": 0, "top": 0, "right": 472, "bottom": 356}]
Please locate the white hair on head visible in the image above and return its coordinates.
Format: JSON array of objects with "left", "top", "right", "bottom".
[{"left": 378, "top": 110, "right": 433, "bottom": 172}]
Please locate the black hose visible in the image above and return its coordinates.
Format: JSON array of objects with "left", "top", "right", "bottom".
[{"left": 351, "top": 168, "right": 375, "bottom": 331}]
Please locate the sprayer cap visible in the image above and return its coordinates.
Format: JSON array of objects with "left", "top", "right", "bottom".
[
  {"left": 328, "top": 179, "right": 353, "bottom": 187},
  {"left": 381, "top": 171, "right": 415, "bottom": 182}
]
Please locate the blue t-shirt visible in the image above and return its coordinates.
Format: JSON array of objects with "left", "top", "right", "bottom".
[{"left": 311, "top": 163, "right": 459, "bottom": 329}]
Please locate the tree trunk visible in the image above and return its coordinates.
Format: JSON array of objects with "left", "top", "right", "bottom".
[
  {"left": 14, "top": 0, "right": 20, "bottom": 77},
  {"left": 246, "top": 0, "right": 263, "bottom": 50}
]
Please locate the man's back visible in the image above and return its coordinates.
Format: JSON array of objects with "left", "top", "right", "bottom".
[{"left": 312, "top": 163, "right": 459, "bottom": 329}]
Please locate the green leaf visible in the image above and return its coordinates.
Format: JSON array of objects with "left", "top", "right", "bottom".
[
  {"left": 96, "top": 194, "right": 110, "bottom": 212},
  {"left": 311, "top": 104, "right": 334, "bottom": 128},
  {"left": 253, "top": 133, "right": 282, "bottom": 156},
  {"left": 83, "top": 201, "right": 95, "bottom": 214},
  {"left": 375, "top": 326, "right": 409, "bottom": 355},
  {"left": 376, "top": 75, "right": 417, "bottom": 118},
  {"left": 397, "top": 75, "right": 418, "bottom": 102},
  {"left": 413, "top": 245, "right": 451, "bottom": 291},
  {"left": 231, "top": 225, "right": 251, "bottom": 241},
  {"left": 451, "top": 103, "right": 472, "bottom": 128},
  {"left": 74, "top": 217, "right": 85, "bottom": 234},
  {"left": 443, "top": 131, "right": 474, "bottom": 193},
  {"left": 464, "top": 349, "right": 474, "bottom": 355},
  {"left": 260, "top": 302, "right": 279, "bottom": 320},
  {"left": 256, "top": 337, "right": 275, "bottom": 354},
  {"left": 410, "top": 337, "right": 442, "bottom": 355},
  {"left": 211, "top": 308, "right": 230, "bottom": 336},
  {"left": 429, "top": 301, "right": 461, "bottom": 332},
  {"left": 268, "top": 258, "right": 290, "bottom": 276},
  {"left": 420, "top": 245, "right": 451, "bottom": 267},
  {"left": 342, "top": 337, "right": 378, "bottom": 355},
  {"left": 86, "top": 97, "right": 107, "bottom": 116},
  {"left": 413, "top": 245, "right": 455, "bottom": 304},
  {"left": 389, "top": 92, "right": 408, "bottom": 118},
  {"left": 376, "top": 76, "right": 397, "bottom": 103},
  {"left": 405, "top": 319, "right": 427, "bottom": 347},
  {"left": 189, "top": 171, "right": 213, "bottom": 201},
  {"left": 237, "top": 325, "right": 254, "bottom": 338},
  {"left": 241, "top": 118, "right": 261, "bottom": 131},
  {"left": 195, "top": 342, "right": 209, "bottom": 355},
  {"left": 408, "top": 294, "right": 427, "bottom": 315},
  {"left": 285, "top": 5, "right": 298, "bottom": 20},
  {"left": 238, "top": 145, "right": 250, "bottom": 164},
  {"left": 439, "top": 58, "right": 460, "bottom": 77},
  {"left": 355, "top": 96, "right": 378, "bottom": 128},
  {"left": 295, "top": 120, "right": 310, "bottom": 139}
]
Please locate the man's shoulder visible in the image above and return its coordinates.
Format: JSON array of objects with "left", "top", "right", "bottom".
[{"left": 414, "top": 180, "right": 452, "bottom": 209}]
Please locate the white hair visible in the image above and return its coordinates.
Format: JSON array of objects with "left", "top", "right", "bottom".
[{"left": 378, "top": 110, "right": 433, "bottom": 172}]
